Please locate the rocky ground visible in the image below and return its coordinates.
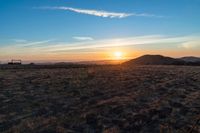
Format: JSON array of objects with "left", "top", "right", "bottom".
[{"left": 0, "top": 65, "right": 200, "bottom": 133}]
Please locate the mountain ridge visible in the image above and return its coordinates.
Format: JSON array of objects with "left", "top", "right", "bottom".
[
  {"left": 179, "top": 56, "right": 200, "bottom": 62},
  {"left": 123, "top": 55, "right": 200, "bottom": 65}
]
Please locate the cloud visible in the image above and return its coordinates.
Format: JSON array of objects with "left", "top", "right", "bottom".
[
  {"left": 44, "top": 35, "right": 198, "bottom": 52},
  {"left": 181, "top": 40, "right": 200, "bottom": 49},
  {"left": 10, "top": 40, "right": 53, "bottom": 47},
  {"left": 22, "top": 40, "right": 53, "bottom": 47},
  {"left": 73, "top": 36, "right": 94, "bottom": 41},
  {"left": 1, "top": 35, "right": 199, "bottom": 58},
  {"left": 0, "top": 39, "right": 53, "bottom": 56},
  {"left": 39, "top": 6, "right": 161, "bottom": 18}
]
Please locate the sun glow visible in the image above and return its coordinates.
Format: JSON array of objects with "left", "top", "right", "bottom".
[{"left": 114, "top": 51, "right": 123, "bottom": 59}]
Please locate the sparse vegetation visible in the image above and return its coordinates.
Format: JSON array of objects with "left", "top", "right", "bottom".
[{"left": 0, "top": 65, "right": 200, "bottom": 132}]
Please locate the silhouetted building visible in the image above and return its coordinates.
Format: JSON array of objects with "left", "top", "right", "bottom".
[{"left": 8, "top": 59, "right": 22, "bottom": 65}]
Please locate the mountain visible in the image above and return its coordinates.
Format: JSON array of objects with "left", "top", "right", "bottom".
[
  {"left": 123, "top": 55, "right": 185, "bottom": 65},
  {"left": 179, "top": 56, "right": 200, "bottom": 63}
]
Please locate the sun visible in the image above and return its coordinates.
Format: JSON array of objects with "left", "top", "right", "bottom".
[{"left": 114, "top": 51, "right": 123, "bottom": 59}]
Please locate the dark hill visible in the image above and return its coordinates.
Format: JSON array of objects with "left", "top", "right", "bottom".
[
  {"left": 179, "top": 56, "right": 200, "bottom": 63},
  {"left": 124, "top": 55, "right": 185, "bottom": 65}
]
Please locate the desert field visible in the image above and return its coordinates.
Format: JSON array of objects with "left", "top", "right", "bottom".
[{"left": 0, "top": 65, "right": 200, "bottom": 133}]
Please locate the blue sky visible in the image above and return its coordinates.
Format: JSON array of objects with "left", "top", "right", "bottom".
[{"left": 0, "top": 0, "right": 200, "bottom": 61}]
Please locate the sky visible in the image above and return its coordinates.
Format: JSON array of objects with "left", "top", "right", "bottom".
[{"left": 0, "top": 0, "right": 200, "bottom": 62}]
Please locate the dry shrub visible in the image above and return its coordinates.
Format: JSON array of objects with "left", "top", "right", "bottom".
[{"left": 103, "top": 127, "right": 120, "bottom": 133}]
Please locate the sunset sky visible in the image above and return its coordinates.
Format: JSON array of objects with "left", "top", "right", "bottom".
[{"left": 0, "top": 0, "right": 200, "bottom": 62}]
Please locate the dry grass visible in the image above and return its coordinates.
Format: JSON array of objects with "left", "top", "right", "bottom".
[{"left": 0, "top": 65, "right": 200, "bottom": 133}]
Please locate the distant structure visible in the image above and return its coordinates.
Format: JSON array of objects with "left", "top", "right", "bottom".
[
  {"left": 29, "top": 62, "right": 35, "bottom": 65},
  {"left": 8, "top": 59, "right": 22, "bottom": 65}
]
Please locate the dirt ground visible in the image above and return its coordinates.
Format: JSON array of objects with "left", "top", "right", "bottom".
[{"left": 0, "top": 65, "right": 200, "bottom": 133}]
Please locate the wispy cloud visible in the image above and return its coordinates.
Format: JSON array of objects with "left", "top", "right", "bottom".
[
  {"left": 12, "top": 39, "right": 55, "bottom": 47},
  {"left": 48, "top": 35, "right": 196, "bottom": 52},
  {"left": 0, "top": 39, "right": 53, "bottom": 56},
  {"left": 22, "top": 40, "right": 53, "bottom": 47},
  {"left": 181, "top": 39, "right": 200, "bottom": 49},
  {"left": 73, "top": 36, "right": 94, "bottom": 41},
  {"left": 39, "top": 6, "right": 161, "bottom": 18},
  {"left": 1, "top": 35, "right": 199, "bottom": 59}
]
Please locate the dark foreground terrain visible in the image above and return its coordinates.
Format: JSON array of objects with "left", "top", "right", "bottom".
[{"left": 0, "top": 65, "right": 200, "bottom": 133}]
